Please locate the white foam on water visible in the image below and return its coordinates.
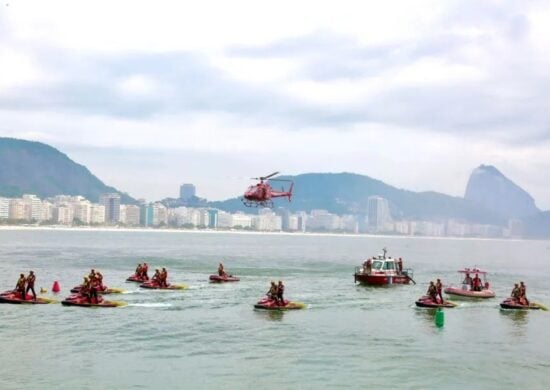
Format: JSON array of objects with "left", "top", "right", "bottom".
[{"left": 129, "top": 302, "right": 173, "bottom": 308}]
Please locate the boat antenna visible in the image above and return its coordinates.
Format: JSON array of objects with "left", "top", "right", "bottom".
[{"left": 382, "top": 247, "right": 387, "bottom": 258}]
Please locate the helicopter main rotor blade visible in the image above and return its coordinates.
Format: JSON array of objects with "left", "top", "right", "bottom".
[
  {"left": 251, "top": 171, "right": 280, "bottom": 181},
  {"left": 262, "top": 171, "right": 280, "bottom": 180}
]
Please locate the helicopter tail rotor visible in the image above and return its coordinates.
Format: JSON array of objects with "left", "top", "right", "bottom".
[{"left": 287, "top": 182, "right": 294, "bottom": 202}]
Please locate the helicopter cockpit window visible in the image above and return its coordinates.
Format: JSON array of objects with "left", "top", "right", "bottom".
[{"left": 372, "top": 261, "right": 383, "bottom": 270}]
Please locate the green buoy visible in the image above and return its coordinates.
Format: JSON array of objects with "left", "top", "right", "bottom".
[{"left": 435, "top": 308, "right": 444, "bottom": 327}]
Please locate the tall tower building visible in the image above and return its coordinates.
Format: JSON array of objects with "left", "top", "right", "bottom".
[
  {"left": 179, "top": 184, "right": 196, "bottom": 200},
  {"left": 207, "top": 209, "right": 218, "bottom": 228},
  {"left": 100, "top": 193, "right": 121, "bottom": 223},
  {"left": 367, "top": 196, "right": 391, "bottom": 231}
]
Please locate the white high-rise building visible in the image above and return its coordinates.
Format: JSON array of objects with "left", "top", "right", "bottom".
[
  {"left": 73, "top": 199, "right": 92, "bottom": 224},
  {"left": 217, "top": 211, "right": 233, "bottom": 228},
  {"left": 231, "top": 213, "right": 252, "bottom": 229},
  {"left": 40, "top": 201, "right": 54, "bottom": 222},
  {"left": 252, "top": 210, "right": 282, "bottom": 231},
  {"left": 9, "top": 199, "right": 27, "bottom": 220},
  {"left": 287, "top": 215, "right": 299, "bottom": 231},
  {"left": 90, "top": 204, "right": 106, "bottom": 224},
  {"left": 173, "top": 207, "right": 190, "bottom": 226},
  {"left": 367, "top": 196, "right": 392, "bottom": 232},
  {"left": 0, "top": 197, "right": 9, "bottom": 219},
  {"left": 307, "top": 210, "right": 341, "bottom": 231},
  {"left": 197, "top": 208, "right": 210, "bottom": 227},
  {"left": 120, "top": 205, "right": 140, "bottom": 226},
  {"left": 150, "top": 203, "right": 168, "bottom": 226},
  {"left": 22, "top": 194, "right": 42, "bottom": 221},
  {"left": 55, "top": 204, "right": 74, "bottom": 224}
]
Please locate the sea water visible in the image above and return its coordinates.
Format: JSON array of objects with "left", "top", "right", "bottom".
[{"left": 0, "top": 229, "right": 549, "bottom": 389}]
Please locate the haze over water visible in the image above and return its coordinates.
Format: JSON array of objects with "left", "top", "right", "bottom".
[{"left": 0, "top": 229, "right": 549, "bottom": 389}]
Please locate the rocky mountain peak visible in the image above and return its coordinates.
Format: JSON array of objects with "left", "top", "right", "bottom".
[{"left": 464, "top": 165, "right": 539, "bottom": 219}]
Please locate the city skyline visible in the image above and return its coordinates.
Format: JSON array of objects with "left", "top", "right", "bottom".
[
  {"left": 1, "top": 2, "right": 550, "bottom": 208},
  {"left": 0, "top": 191, "right": 519, "bottom": 239}
]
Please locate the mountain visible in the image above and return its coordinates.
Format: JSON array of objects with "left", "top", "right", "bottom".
[
  {"left": 464, "top": 165, "right": 539, "bottom": 219},
  {"left": 0, "top": 138, "right": 135, "bottom": 203},
  {"left": 210, "top": 172, "right": 502, "bottom": 224}
]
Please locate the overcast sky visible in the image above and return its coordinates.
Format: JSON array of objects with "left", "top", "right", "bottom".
[{"left": 1, "top": 1, "right": 550, "bottom": 208}]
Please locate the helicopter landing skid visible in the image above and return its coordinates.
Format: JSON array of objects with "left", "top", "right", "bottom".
[{"left": 241, "top": 199, "right": 274, "bottom": 208}]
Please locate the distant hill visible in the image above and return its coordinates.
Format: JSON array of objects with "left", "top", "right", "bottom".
[
  {"left": 210, "top": 172, "right": 502, "bottom": 224},
  {"left": 465, "top": 165, "right": 539, "bottom": 219},
  {"left": 0, "top": 138, "right": 135, "bottom": 203}
]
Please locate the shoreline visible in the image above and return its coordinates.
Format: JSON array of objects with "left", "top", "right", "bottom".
[{"left": 0, "top": 225, "right": 543, "bottom": 243}]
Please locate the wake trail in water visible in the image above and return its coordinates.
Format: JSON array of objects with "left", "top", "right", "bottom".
[{"left": 129, "top": 302, "right": 173, "bottom": 308}]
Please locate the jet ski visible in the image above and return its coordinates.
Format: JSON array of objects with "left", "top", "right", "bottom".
[
  {"left": 415, "top": 295, "right": 457, "bottom": 308},
  {"left": 139, "top": 281, "right": 188, "bottom": 290},
  {"left": 209, "top": 274, "right": 240, "bottom": 283},
  {"left": 61, "top": 294, "right": 126, "bottom": 308},
  {"left": 500, "top": 298, "right": 542, "bottom": 310},
  {"left": 0, "top": 290, "right": 56, "bottom": 304},
  {"left": 70, "top": 285, "right": 125, "bottom": 294},
  {"left": 254, "top": 297, "right": 306, "bottom": 310},
  {"left": 126, "top": 274, "right": 149, "bottom": 283}
]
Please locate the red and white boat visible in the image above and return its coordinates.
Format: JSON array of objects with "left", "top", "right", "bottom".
[
  {"left": 354, "top": 249, "right": 414, "bottom": 285},
  {"left": 443, "top": 268, "right": 495, "bottom": 299}
]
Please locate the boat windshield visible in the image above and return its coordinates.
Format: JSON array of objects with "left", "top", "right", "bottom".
[
  {"left": 372, "top": 260, "right": 383, "bottom": 270},
  {"left": 384, "top": 261, "right": 396, "bottom": 270}
]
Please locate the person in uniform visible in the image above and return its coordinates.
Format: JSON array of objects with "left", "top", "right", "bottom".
[
  {"left": 26, "top": 271, "right": 36, "bottom": 301},
  {"left": 15, "top": 273, "right": 26, "bottom": 300}
]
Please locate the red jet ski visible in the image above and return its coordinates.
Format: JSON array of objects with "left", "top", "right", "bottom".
[
  {"left": 209, "top": 274, "right": 240, "bottom": 283},
  {"left": 0, "top": 290, "right": 55, "bottom": 304},
  {"left": 254, "top": 297, "right": 306, "bottom": 310},
  {"left": 415, "top": 295, "right": 457, "bottom": 308},
  {"left": 500, "top": 298, "right": 542, "bottom": 310},
  {"left": 70, "top": 285, "right": 124, "bottom": 294},
  {"left": 126, "top": 274, "right": 149, "bottom": 283},
  {"left": 61, "top": 294, "right": 125, "bottom": 308},
  {"left": 139, "top": 281, "right": 187, "bottom": 290}
]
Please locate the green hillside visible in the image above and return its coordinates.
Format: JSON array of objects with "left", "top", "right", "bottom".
[{"left": 0, "top": 137, "right": 134, "bottom": 203}]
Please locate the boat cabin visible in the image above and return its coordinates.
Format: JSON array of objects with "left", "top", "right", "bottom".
[
  {"left": 354, "top": 248, "right": 414, "bottom": 285},
  {"left": 456, "top": 268, "right": 490, "bottom": 291}
]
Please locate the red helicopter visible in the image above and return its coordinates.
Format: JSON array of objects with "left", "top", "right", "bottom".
[{"left": 242, "top": 172, "right": 294, "bottom": 208}]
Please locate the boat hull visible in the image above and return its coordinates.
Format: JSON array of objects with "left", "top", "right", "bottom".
[
  {"left": 444, "top": 287, "right": 495, "bottom": 299},
  {"left": 354, "top": 273, "right": 411, "bottom": 285}
]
